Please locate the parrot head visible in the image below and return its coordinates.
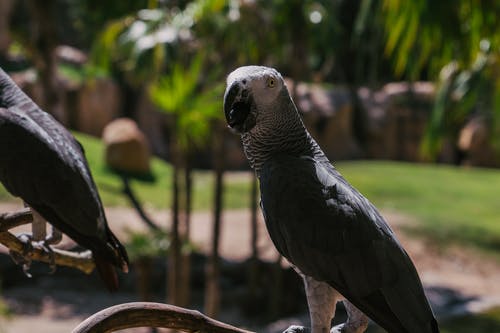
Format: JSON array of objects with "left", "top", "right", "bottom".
[{"left": 224, "top": 66, "right": 286, "bottom": 133}]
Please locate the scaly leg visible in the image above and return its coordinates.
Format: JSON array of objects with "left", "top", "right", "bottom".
[
  {"left": 45, "top": 225, "right": 62, "bottom": 245},
  {"left": 283, "top": 275, "right": 340, "bottom": 333},
  {"left": 31, "top": 209, "right": 47, "bottom": 242},
  {"left": 331, "top": 301, "right": 369, "bottom": 333},
  {"left": 31, "top": 210, "right": 62, "bottom": 272},
  {"left": 11, "top": 206, "right": 60, "bottom": 274}
]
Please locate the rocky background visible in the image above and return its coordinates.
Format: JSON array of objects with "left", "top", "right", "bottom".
[{"left": 11, "top": 52, "right": 499, "bottom": 170}]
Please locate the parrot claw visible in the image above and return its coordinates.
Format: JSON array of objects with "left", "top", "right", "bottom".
[
  {"left": 283, "top": 325, "right": 310, "bottom": 333},
  {"left": 36, "top": 239, "right": 57, "bottom": 274},
  {"left": 9, "top": 233, "right": 34, "bottom": 277},
  {"left": 330, "top": 324, "right": 346, "bottom": 332},
  {"left": 9, "top": 233, "right": 58, "bottom": 275},
  {"left": 331, "top": 323, "right": 366, "bottom": 333}
]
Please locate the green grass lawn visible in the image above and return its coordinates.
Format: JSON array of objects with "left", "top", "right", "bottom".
[
  {"left": 73, "top": 132, "right": 254, "bottom": 211},
  {"left": 1, "top": 132, "right": 499, "bottom": 257},
  {"left": 335, "top": 161, "right": 500, "bottom": 256},
  {"left": 1, "top": 132, "right": 499, "bottom": 330},
  {"left": 0, "top": 132, "right": 254, "bottom": 211}
]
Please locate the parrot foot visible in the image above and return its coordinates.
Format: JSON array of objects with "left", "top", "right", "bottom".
[
  {"left": 330, "top": 324, "right": 346, "bottom": 333},
  {"left": 330, "top": 323, "right": 367, "bottom": 333},
  {"left": 9, "top": 233, "right": 34, "bottom": 278},
  {"left": 283, "top": 325, "right": 310, "bottom": 333},
  {"left": 9, "top": 232, "right": 58, "bottom": 275},
  {"left": 35, "top": 239, "right": 57, "bottom": 274},
  {"left": 44, "top": 226, "right": 62, "bottom": 246}
]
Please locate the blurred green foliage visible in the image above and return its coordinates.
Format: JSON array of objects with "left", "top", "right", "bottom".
[
  {"left": 149, "top": 54, "right": 224, "bottom": 149},
  {"left": 440, "top": 307, "right": 500, "bottom": 333},
  {"left": 125, "top": 229, "right": 171, "bottom": 261},
  {"left": 7, "top": 0, "right": 500, "bottom": 158},
  {"left": 2, "top": 134, "right": 499, "bottom": 259}
]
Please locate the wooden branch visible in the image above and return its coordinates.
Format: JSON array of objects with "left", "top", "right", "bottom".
[
  {"left": 0, "top": 207, "right": 33, "bottom": 231},
  {"left": 72, "top": 302, "right": 256, "bottom": 333},
  {"left": 0, "top": 209, "right": 95, "bottom": 274}
]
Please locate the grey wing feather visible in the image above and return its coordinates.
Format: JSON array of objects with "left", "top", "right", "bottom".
[
  {"left": 0, "top": 106, "right": 101, "bottom": 237},
  {"left": 260, "top": 154, "right": 438, "bottom": 333},
  {"left": 0, "top": 68, "right": 128, "bottom": 288},
  {"left": 0, "top": 67, "right": 106, "bottom": 239}
]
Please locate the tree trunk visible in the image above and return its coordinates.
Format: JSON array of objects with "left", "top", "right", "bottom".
[
  {"left": 205, "top": 124, "right": 226, "bottom": 317},
  {"left": 0, "top": 0, "right": 14, "bottom": 61},
  {"left": 167, "top": 118, "right": 183, "bottom": 306},
  {"left": 247, "top": 174, "right": 259, "bottom": 297},
  {"left": 289, "top": 0, "right": 308, "bottom": 99},
  {"left": 28, "top": 0, "right": 66, "bottom": 124},
  {"left": 27, "top": 0, "right": 64, "bottom": 122},
  {"left": 178, "top": 153, "right": 193, "bottom": 307}
]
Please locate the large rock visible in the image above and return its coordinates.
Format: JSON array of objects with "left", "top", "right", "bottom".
[
  {"left": 103, "top": 118, "right": 151, "bottom": 174},
  {"left": 358, "top": 82, "right": 435, "bottom": 161},
  {"left": 78, "top": 78, "right": 121, "bottom": 136},
  {"left": 287, "top": 79, "right": 362, "bottom": 160},
  {"left": 458, "top": 117, "right": 498, "bottom": 167},
  {"left": 135, "top": 91, "right": 169, "bottom": 158}
]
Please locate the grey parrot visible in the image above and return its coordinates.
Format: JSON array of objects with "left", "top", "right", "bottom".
[
  {"left": 0, "top": 68, "right": 128, "bottom": 290},
  {"left": 223, "top": 66, "right": 439, "bottom": 333}
]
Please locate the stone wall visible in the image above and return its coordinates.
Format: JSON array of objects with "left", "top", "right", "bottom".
[
  {"left": 10, "top": 68, "right": 500, "bottom": 168},
  {"left": 358, "top": 82, "right": 435, "bottom": 162}
]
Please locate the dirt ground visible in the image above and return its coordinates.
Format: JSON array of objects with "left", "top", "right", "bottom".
[{"left": 0, "top": 201, "right": 499, "bottom": 332}]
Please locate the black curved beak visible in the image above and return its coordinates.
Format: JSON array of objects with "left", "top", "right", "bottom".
[{"left": 223, "top": 81, "right": 253, "bottom": 133}]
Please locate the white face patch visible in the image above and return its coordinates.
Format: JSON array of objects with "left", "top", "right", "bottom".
[{"left": 226, "top": 66, "right": 284, "bottom": 107}]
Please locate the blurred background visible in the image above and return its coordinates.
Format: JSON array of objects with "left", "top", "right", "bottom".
[{"left": 0, "top": 0, "right": 499, "bottom": 332}]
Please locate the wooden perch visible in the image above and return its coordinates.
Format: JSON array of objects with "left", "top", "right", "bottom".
[
  {"left": 0, "top": 209, "right": 95, "bottom": 274},
  {"left": 72, "top": 302, "right": 256, "bottom": 333}
]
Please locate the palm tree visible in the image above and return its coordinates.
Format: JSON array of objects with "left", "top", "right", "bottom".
[{"left": 150, "top": 55, "right": 223, "bottom": 308}]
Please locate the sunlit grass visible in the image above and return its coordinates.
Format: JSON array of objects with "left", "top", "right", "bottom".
[
  {"left": 1, "top": 133, "right": 499, "bottom": 257},
  {"left": 0, "top": 132, "right": 252, "bottom": 211},
  {"left": 74, "top": 132, "right": 253, "bottom": 211},
  {"left": 335, "top": 161, "right": 500, "bottom": 256}
]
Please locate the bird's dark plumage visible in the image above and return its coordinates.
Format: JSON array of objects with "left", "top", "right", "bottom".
[
  {"left": 0, "top": 68, "right": 128, "bottom": 290},
  {"left": 224, "top": 66, "right": 439, "bottom": 333},
  {"left": 260, "top": 155, "right": 438, "bottom": 332}
]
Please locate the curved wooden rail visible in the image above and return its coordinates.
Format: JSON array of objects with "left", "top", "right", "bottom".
[{"left": 72, "top": 302, "right": 256, "bottom": 333}]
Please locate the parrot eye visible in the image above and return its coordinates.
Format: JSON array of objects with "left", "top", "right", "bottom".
[{"left": 266, "top": 76, "right": 276, "bottom": 88}]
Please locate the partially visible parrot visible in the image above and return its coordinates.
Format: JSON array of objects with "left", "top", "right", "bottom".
[
  {"left": 0, "top": 68, "right": 128, "bottom": 291},
  {"left": 223, "top": 66, "right": 439, "bottom": 333}
]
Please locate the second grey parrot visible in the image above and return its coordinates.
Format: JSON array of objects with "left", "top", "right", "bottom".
[
  {"left": 0, "top": 68, "right": 128, "bottom": 291},
  {"left": 223, "top": 66, "right": 439, "bottom": 333}
]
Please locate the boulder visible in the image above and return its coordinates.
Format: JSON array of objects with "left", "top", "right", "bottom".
[
  {"left": 287, "top": 79, "right": 362, "bottom": 160},
  {"left": 358, "top": 82, "right": 434, "bottom": 161},
  {"left": 102, "top": 118, "right": 151, "bottom": 174},
  {"left": 458, "top": 117, "right": 498, "bottom": 167},
  {"left": 135, "top": 91, "right": 169, "bottom": 158},
  {"left": 78, "top": 78, "right": 121, "bottom": 136}
]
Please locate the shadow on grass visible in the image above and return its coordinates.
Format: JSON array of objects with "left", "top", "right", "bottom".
[
  {"left": 106, "top": 167, "right": 157, "bottom": 183},
  {"left": 363, "top": 286, "right": 500, "bottom": 333},
  {"left": 439, "top": 307, "right": 500, "bottom": 333},
  {"left": 402, "top": 224, "right": 500, "bottom": 260},
  {"left": 367, "top": 309, "right": 500, "bottom": 333}
]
